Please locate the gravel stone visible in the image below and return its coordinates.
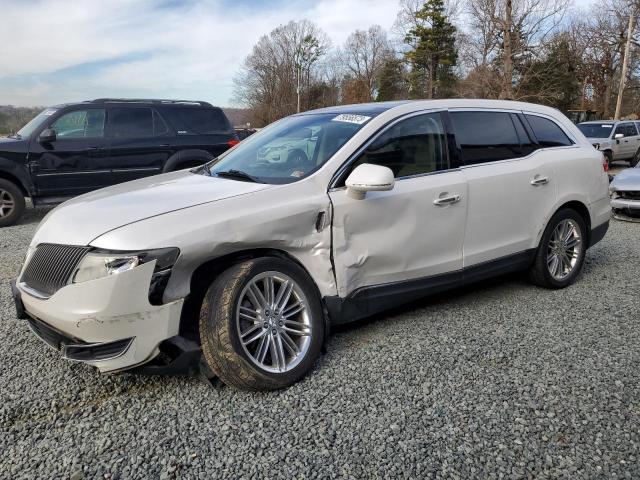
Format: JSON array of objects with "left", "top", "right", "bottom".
[{"left": 1, "top": 207, "right": 639, "bottom": 479}]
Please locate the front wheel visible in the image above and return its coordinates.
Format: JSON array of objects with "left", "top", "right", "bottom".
[
  {"left": 630, "top": 149, "right": 640, "bottom": 167},
  {"left": 528, "top": 209, "right": 587, "bottom": 289},
  {"left": 199, "top": 257, "right": 324, "bottom": 390}
]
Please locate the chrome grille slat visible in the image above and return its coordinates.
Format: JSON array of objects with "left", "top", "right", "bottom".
[{"left": 21, "top": 244, "right": 89, "bottom": 297}]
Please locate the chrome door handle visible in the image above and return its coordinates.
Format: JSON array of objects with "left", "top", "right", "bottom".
[
  {"left": 530, "top": 176, "right": 549, "bottom": 186},
  {"left": 433, "top": 194, "right": 461, "bottom": 206}
]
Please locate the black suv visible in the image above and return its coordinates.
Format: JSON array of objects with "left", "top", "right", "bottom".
[{"left": 0, "top": 99, "right": 238, "bottom": 227}]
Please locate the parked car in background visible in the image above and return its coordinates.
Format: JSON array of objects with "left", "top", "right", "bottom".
[
  {"left": 610, "top": 163, "right": 640, "bottom": 220},
  {"left": 12, "top": 99, "right": 610, "bottom": 390},
  {"left": 577, "top": 120, "right": 640, "bottom": 167},
  {"left": 0, "top": 99, "right": 238, "bottom": 227}
]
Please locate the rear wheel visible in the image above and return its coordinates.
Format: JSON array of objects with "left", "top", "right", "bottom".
[
  {"left": 528, "top": 208, "right": 587, "bottom": 289},
  {"left": 0, "top": 179, "right": 25, "bottom": 228},
  {"left": 199, "top": 257, "right": 324, "bottom": 390}
]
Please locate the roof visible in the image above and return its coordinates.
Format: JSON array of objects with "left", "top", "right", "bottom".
[
  {"left": 302, "top": 98, "right": 566, "bottom": 117},
  {"left": 50, "top": 99, "right": 215, "bottom": 108}
]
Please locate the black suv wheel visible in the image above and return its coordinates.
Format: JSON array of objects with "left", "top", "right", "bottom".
[{"left": 0, "top": 179, "right": 25, "bottom": 227}]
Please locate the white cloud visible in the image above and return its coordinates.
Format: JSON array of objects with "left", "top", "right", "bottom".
[{"left": 0, "top": 0, "right": 399, "bottom": 107}]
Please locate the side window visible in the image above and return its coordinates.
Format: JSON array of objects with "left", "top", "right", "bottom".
[
  {"left": 525, "top": 115, "right": 573, "bottom": 147},
  {"left": 614, "top": 124, "right": 626, "bottom": 137},
  {"left": 108, "top": 107, "right": 154, "bottom": 138},
  {"left": 50, "top": 109, "right": 105, "bottom": 138},
  {"left": 626, "top": 123, "right": 638, "bottom": 136},
  {"left": 348, "top": 113, "right": 448, "bottom": 179},
  {"left": 450, "top": 111, "right": 520, "bottom": 165}
]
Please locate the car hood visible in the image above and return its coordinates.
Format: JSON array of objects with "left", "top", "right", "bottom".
[
  {"left": 611, "top": 167, "right": 640, "bottom": 191},
  {"left": 31, "top": 170, "right": 273, "bottom": 246}
]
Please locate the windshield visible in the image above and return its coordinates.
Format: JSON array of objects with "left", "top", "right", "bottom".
[
  {"left": 15, "top": 109, "right": 57, "bottom": 138},
  {"left": 577, "top": 123, "right": 614, "bottom": 139},
  {"left": 206, "top": 112, "right": 373, "bottom": 184}
]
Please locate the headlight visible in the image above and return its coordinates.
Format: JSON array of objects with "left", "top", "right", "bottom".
[{"left": 70, "top": 248, "right": 179, "bottom": 304}]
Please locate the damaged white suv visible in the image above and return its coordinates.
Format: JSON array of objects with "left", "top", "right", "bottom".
[{"left": 12, "top": 100, "right": 610, "bottom": 390}]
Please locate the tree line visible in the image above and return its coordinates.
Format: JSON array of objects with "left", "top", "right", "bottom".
[{"left": 234, "top": 0, "right": 640, "bottom": 126}]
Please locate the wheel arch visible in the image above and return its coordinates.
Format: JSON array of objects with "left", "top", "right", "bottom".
[
  {"left": 0, "top": 170, "right": 29, "bottom": 197},
  {"left": 162, "top": 149, "right": 214, "bottom": 173},
  {"left": 179, "top": 248, "right": 328, "bottom": 341},
  {"left": 539, "top": 200, "right": 592, "bottom": 248}
]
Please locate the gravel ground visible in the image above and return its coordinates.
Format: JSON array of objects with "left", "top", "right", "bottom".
[{"left": 1, "top": 207, "right": 639, "bottom": 480}]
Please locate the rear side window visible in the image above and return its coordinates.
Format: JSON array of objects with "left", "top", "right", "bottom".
[
  {"left": 525, "top": 115, "right": 573, "bottom": 147},
  {"left": 349, "top": 112, "right": 448, "bottom": 178},
  {"left": 164, "top": 107, "right": 231, "bottom": 134},
  {"left": 626, "top": 123, "right": 638, "bottom": 136},
  {"left": 108, "top": 107, "right": 154, "bottom": 138},
  {"left": 450, "top": 111, "right": 521, "bottom": 165}
]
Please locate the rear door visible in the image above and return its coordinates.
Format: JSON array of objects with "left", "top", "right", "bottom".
[
  {"left": 105, "top": 106, "right": 173, "bottom": 184},
  {"left": 29, "top": 107, "right": 110, "bottom": 196},
  {"left": 450, "top": 110, "right": 559, "bottom": 267}
]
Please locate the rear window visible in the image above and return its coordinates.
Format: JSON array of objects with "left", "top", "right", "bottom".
[
  {"left": 526, "top": 115, "right": 573, "bottom": 147},
  {"left": 164, "top": 107, "right": 231, "bottom": 134}
]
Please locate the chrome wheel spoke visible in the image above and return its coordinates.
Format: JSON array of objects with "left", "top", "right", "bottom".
[
  {"left": 236, "top": 271, "right": 313, "bottom": 373},
  {"left": 241, "top": 325, "right": 266, "bottom": 345},
  {"left": 546, "top": 219, "right": 582, "bottom": 281}
]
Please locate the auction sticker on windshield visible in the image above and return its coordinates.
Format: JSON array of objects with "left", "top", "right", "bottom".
[{"left": 331, "top": 114, "right": 371, "bottom": 125}]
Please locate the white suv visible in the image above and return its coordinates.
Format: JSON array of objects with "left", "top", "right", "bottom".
[
  {"left": 12, "top": 100, "right": 610, "bottom": 390},
  {"left": 577, "top": 120, "right": 640, "bottom": 167}
]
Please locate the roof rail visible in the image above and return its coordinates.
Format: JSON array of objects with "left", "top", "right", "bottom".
[{"left": 91, "top": 98, "right": 213, "bottom": 107}]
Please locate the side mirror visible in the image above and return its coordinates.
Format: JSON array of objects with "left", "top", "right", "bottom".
[
  {"left": 614, "top": 133, "right": 624, "bottom": 139},
  {"left": 38, "top": 128, "right": 57, "bottom": 143},
  {"left": 345, "top": 163, "right": 395, "bottom": 200}
]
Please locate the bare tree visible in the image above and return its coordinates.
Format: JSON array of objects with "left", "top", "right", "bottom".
[
  {"left": 233, "top": 20, "right": 330, "bottom": 125},
  {"left": 340, "top": 25, "right": 393, "bottom": 101}
]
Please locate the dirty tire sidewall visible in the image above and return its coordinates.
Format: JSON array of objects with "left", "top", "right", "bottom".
[
  {"left": 199, "top": 257, "right": 324, "bottom": 390},
  {"left": 0, "top": 179, "right": 25, "bottom": 228},
  {"left": 528, "top": 208, "right": 587, "bottom": 289}
]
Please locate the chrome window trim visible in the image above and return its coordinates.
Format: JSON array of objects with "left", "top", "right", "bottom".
[{"left": 328, "top": 108, "right": 450, "bottom": 190}]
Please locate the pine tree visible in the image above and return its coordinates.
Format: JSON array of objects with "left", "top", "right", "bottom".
[{"left": 404, "top": 0, "right": 457, "bottom": 99}]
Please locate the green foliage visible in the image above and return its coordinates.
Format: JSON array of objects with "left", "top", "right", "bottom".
[
  {"left": 376, "top": 58, "right": 408, "bottom": 101},
  {"left": 404, "top": 0, "right": 458, "bottom": 98}
]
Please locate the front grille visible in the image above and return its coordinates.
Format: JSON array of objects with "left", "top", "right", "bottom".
[
  {"left": 618, "top": 191, "right": 640, "bottom": 200},
  {"left": 21, "top": 244, "right": 89, "bottom": 297}
]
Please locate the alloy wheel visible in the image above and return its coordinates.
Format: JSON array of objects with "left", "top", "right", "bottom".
[
  {"left": 0, "top": 189, "right": 15, "bottom": 218},
  {"left": 236, "top": 271, "right": 312, "bottom": 373},
  {"left": 546, "top": 219, "right": 582, "bottom": 281}
]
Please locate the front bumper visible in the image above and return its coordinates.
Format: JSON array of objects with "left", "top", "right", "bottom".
[
  {"left": 13, "top": 261, "right": 184, "bottom": 373},
  {"left": 611, "top": 197, "right": 640, "bottom": 221}
]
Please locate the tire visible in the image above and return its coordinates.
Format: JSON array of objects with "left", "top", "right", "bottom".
[
  {"left": 528, "top": 208, "right": 587, "bottom": 289},
  {"left": 630, "top": 150, "right": 640, "bottom": 167},
  {"left": 199, "top": 257, "right": 324, "bottom": 390},
  {"left": 603, "top": 150, "right": 613, "bottom": 165},
  {"left": 0, "top": 179, "right": 26, "bottom": 228}
]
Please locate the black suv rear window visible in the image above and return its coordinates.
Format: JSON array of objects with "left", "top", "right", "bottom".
[{"left": 164, "top": 107, "right": 231, "bottom": 134}]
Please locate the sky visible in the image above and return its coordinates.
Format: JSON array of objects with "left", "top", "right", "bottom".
[{"left": 0, "top": 0, "right": 595, "bottom": 108}]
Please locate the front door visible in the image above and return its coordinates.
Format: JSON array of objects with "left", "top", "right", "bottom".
[
  {"left": 329, "top": 112, "right": 467, "bottom": 305},
  {"left": 612, "top": 123, "right": 636, "bottom": 160},
  {"left": 29, "top": 108, "right": 109, "bottom": 196}
]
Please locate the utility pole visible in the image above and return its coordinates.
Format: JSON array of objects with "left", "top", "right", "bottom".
[{"left": 614, "top": 10, "right": 635, "bottom": 120}]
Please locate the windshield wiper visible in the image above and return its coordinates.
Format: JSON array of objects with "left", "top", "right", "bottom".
[{"left": 215, "top": 169, "right": 263, "bottom": 183}]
